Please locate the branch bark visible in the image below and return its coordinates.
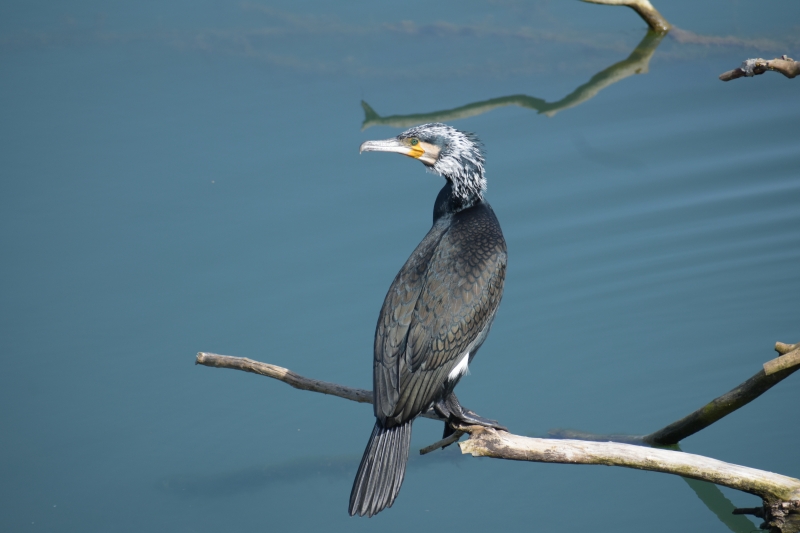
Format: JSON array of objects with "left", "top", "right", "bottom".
[
  {"left": 549, "top": 344, "right": 800, "bottom": 446},
  {"left": 642, "top": 344, "right": 800, "bottom": 445},
  {"left": 195, "top": 352, "right": 444, "bottom": 421},
  {"left": 196, "top": 352, "right": 373, "bottom": 404},
  {"left": 720, "top": 56, "right": 800, "bottom": 81},
  {"left": 458, "top": 426, "right": 800, "bottom": 503},
  {"left": 195, "top": 343, "right": 800, "bottom": 531}
]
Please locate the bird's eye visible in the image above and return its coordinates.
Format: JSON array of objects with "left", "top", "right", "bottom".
[{"left": 410, "top": 138, "right": 419, "bottom": 146}]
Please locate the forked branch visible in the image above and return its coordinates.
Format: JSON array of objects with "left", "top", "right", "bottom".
[
  {"left": 459, "top": 426, "right": 800, "bottom": 503},
  {"left": 195, "top": 342, "right": 800, "bottom": 527}
]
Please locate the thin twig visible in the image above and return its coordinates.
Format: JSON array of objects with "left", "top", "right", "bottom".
[
  {"left": 195, "top": 352, "right": 444, "bottom": 421},
  {"left": 419, "top": 431, "right": 465, "bottom": 455},
  {"left": 196, "top": 352, "right": 373, "bottom": 403}
]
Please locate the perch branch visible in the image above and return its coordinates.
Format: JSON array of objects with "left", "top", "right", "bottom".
[
  {"left": 196, "top": 349, "right": 800, "bottom": 530},
  {"left": 720, "top": 56, "right": 800, "bottom": 81},
  {"left": 195, "top": 352, "right": 443, "bottom": 420},
  {"left": 458, "top": 427, "right": 800, "bottom": 503},
  {"left": 196, "top": 352, "right": 373, "bottom": 404},
  {"left": 195, "top": 347, "right": 800, "bottom": 517},
  {"left": 581, "top": 0, "right": 671, "bottom": 33}
]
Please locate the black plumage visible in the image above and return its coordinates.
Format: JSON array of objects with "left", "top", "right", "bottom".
[{"left": 350, "top": 123, "right": 506, "bottom": 517}]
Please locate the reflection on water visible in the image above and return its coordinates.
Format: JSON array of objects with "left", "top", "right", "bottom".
[
  {"left": 362, "top": 30, "right": 665, "bottom": 129},
  {"left": 161, "top": 456, "right": 357, "bottom": 498},
  {"left": 682, "top": 477, "right": 759, "bottom": 533},
  {"left": 161, "top": 448, "right": 465, "bottom": 498}
]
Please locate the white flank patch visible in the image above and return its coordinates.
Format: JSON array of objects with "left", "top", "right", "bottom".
[{"left": 448, "top": 352, "right": 470, "bottom": 381}]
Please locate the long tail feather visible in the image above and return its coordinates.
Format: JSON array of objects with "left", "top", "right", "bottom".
[{"left": 349, "top": 420, "right": 413, "bottom": 517}]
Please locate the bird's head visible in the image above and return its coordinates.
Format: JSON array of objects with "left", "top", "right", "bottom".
[{"left": 360, "top": 123, "right": 486, "bottom": 205}]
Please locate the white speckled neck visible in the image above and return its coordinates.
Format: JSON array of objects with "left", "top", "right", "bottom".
[{"left": 399, "top": 123, "right": 486, "bottom": 205}]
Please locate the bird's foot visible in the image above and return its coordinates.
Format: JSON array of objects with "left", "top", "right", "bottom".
[
  {"left": 455, "top": 408, "right": 507, "bottom": 432},
  {"left": 434, "top": 393, "right": 507, "bottom": 448}
]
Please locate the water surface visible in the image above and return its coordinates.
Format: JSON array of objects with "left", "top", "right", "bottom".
[{"left": 1, "top": 1, "right": 799, "bottom": 532}]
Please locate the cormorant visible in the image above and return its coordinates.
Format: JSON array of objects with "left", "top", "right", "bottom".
[{"left": 350, "top": 123, "right": 507, "bottom": 517}]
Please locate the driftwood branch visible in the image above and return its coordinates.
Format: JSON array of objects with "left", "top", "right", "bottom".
[
  {"left": 460, "top": 428, "right": 800, "bottom": 532},
  {"left": 196, "top": 343, "right": 800, "bottom": 531},
  {"left": 643, "top": 344, "right": 800, "bottom": 445},
  {"left": 196, "top": 352, "right": 373, "bottom": 404},
  {"left": 581, "top": 0, "right": 671, "bottom": 33},
  {"left": 720, "top": 56, "right": 800, "bottom": 81},
  {"left": 458, "top": 427, "right": 800, "bottom": 502},
  {"left": 195, "top": 352, "right": 444, "bottom": 421},
  {"left": 549, "top": 343, "right": 800, "bottom": 446}
]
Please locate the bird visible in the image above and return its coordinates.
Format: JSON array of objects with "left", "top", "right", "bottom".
[{"left": 350, "top": 123, "right": 507, "bottom": 517}]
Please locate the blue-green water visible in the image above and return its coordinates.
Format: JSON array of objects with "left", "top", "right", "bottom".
[{"left": 1, "top": 2, "right": 799, "bottom": 532}]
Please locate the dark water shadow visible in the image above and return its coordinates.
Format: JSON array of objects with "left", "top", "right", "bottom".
[
  {"left": 159, "top": 445, "right": 467, "bottom": 498},
  {"left": 542, "top": 433, "right": 763, "bottom": 532},
  {"left": 361, "top": 30, "right": 664, "bottom": 130}
]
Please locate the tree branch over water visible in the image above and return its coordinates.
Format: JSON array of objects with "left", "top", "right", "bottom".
[
  {"left": 643, "top": 343, "right": 800, "bottom": 445},
  {"left": 196, "top": 341, "right": 800, "bottom": 532},
  {"left": 548, "top": 343, "right": 800, "bottom": 446}
]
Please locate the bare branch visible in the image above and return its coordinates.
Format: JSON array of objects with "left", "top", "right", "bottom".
[
  {"left": 458, "top": 427, "right": 800, "bottom": 503},
  {"left": 196, "top": 352, "right": 373, "bottom": 403},
  {"left": 643, "top": 346, "right": 800, "bottom": 445},
  {"left": 195, "top": 352, "right": 444, "bottom": 421},
  {"left": 196, "top": 348, "right": 800, "bottom": 529},
  {"left": 777, "top": 342, "right": 800, "bottom": 356},
  {"left": 766, "top": 348, "right": 800, "bottom": 376},
  {"left": 548, "top": 428, "right": 645, "bottom": 445},
  {"left": 550, "top": 344, "right": 800, "bottom": 446},
  {"left": 581, "top": 0, "right": 671, "bottom": 33},
  {"left": 720, "top": 56, "right": 800, "bottom": 81}
]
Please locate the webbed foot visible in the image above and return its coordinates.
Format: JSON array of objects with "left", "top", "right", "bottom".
[{"left": 433, "top": 393, "right": 507, "bottom": 448}]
